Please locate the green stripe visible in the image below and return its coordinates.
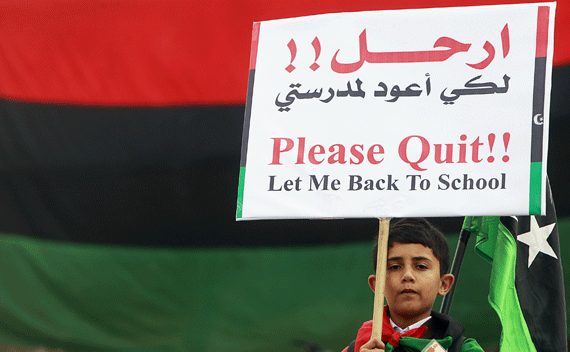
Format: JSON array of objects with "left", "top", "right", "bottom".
[
  {"left": 0, "top": 234, "right": 376, "bottom": 352},
  {"left": 529, "top": 162, "right": 542, "bottom": 215},
  {"left": 487, "top": 222, "right": 537, "bottom": 352},
  {"left": 236, "top": 166, "right": 246, "bottom": 219}
]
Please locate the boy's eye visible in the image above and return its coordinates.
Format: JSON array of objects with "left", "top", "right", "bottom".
[
  {"left": 416, "top": 264, "right": 428, "bottom": 269},
  {"left": 388, "top": 264, "right": 401, "bottom": 270}
]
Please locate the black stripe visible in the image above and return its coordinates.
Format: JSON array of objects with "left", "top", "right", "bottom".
[
  {"left": 0, "top": 100, "right": 381, "bottom": 247},
  {"left": 550, "top": 64, "right": 570, "bottom": 117},
  {"left": 531, "top": 57, "right": 547, "bottom": 163},
  {"left": 241, "top": 69, "right": 255, "bottom": 168},
  {"left": 1, "top": 62, "right": 570, "bottom": 246}
]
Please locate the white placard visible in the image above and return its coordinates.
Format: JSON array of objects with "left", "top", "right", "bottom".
[{"left": 237, "top": 3, "right": 555, "bottom": 220}]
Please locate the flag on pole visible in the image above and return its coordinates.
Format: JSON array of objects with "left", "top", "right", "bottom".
[{"left": 463, "top": 178, "right": 567, "bottom": 352}]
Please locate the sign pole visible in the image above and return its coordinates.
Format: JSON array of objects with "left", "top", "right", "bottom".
[
  {"left": 440, "top": 227, "right": 472, "bottom": 315},
  {"left": 371, "top": 217, "right": 390, "bottom": 341}
]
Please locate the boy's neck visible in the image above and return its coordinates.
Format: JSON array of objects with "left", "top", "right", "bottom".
[
  {"left": 390, "top": 315, "right": 431, "bottom": 332},
  {"left": 389, "top": 310, "right": 432, "bottom": 329}
]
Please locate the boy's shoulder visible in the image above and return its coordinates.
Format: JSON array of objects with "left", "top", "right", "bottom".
[
  {"left": 424, "top": 311, "right": 484, "bottom": 352},
  {"left": 429, "top": 310, "right": 464, "bottom": 339}
]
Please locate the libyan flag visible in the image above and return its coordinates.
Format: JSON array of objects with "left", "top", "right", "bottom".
[{"left": 463, "top": 179, "right": 567, "bottom": 352}]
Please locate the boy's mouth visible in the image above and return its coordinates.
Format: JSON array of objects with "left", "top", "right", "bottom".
[{"left": 400, "top": 289, "right": 417, "bottom": 294}]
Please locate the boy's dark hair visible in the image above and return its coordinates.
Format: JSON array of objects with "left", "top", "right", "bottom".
[{"left": 372, "top": 218, "right": 450, "bottom": 275}]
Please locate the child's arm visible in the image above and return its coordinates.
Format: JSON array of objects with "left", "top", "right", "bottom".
[
  {"left": 359, "top": 338, "right": 385, "bottom": 352},
  {"left": 460, "top": 338, "right": 485, "bottom": 352}
]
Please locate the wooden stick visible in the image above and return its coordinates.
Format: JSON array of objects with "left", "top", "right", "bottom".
[{"left": 370, "top": 217, "right": 391, "bottom": 341}]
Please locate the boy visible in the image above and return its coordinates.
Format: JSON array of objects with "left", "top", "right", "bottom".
[{"left": 342, "top": 218, "right": 484, "bottom": 352}]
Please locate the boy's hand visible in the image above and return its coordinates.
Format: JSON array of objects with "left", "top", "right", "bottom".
[{"left": 359, "top": 338, "right": 385, "bottom": 352}]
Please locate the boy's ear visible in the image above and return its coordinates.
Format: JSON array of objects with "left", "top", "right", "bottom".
[
  {"left": 368, "top": 275, "right": 376, "bottom": 292},
  {"left": 438, "top": 273, "right": 455, "bottom": 296}
]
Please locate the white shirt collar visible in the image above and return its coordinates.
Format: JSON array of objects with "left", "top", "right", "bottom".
[{"left": 390, "top": 316, "right": 431, "bottom": 333}]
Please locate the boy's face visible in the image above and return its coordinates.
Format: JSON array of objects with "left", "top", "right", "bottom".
[{"left": 368, "top": 242, "right": 454, "bottom": 328}]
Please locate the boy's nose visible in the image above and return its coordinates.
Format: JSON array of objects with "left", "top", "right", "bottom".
[{"left": 401, "top": 268, "right": 415, "bottom": 282}]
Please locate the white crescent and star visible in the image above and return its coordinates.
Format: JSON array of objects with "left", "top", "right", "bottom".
[{"left": 516, "top": 215, "right": 557, "bottom": 268}]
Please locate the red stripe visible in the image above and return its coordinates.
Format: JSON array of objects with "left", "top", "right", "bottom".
[
  {"left": 249, "top": 23, "right": 260, "bottom": 70},
  {"left": 536, "top": 6, "right": 550, "bottom": 58},
  {"left": 0, "top": 0, "right": 566, "bottom": 105}
]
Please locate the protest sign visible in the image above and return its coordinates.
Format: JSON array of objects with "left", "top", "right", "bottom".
[{"left": 237, "top": 3, "right": 556, "bottom": 220}]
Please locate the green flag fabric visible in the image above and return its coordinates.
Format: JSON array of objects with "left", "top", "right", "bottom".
[{"left": 464, "top": 180, "right": 567, "bottom": 352}]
